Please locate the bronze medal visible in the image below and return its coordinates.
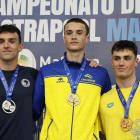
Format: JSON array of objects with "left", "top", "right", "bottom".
[{"left": 120, "top": 118, "right": 133, "bottom": 131}]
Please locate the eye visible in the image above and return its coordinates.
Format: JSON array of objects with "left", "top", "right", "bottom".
[
  {"left": 77, "top": 32, "right": 82, "bottom": 35},
  {"left": 66, "top": 31, "right": 72, "bottom": 35},
  {"left": 10, "top": 40, "right": 15, "bottom": 44},
  {"left": 0, "top": 40, "right": 4, "bottom": 44},
  {"left": 114, "top": 57, "right": 120, "bottom": 61},
  {"left": 77, "top": 31, "right": 82, "bottom": 35},
  {"left": 124, "top": 57, "right": 131, "bottom": 60},
  {"left": 67, "top": 32, "right": 71, "bottom": 35}
]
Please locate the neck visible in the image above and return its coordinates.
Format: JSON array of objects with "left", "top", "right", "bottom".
[
  {"left": 116, "top": 76, "right": 136, "bottom": 88},
  {"left": 66, "top": 50, "right": 84, "bottom": 63},
  {"left": 0, "top": 60, "right": 18, "bottom": 71}
]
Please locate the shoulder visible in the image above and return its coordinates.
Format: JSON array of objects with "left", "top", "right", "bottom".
[
  {"left": 100, "top": 86, "right": 117, "bottom": 112},
  {"left": 39, "top": 60, "right": 63, "bottom": 72},
  {"left": 86, "top": 60, "right": 108, "bottom": 73},
  {"left": 19, "top": 65, "right": 38, "bottom": 78},
  {"left": 85, "top": 63, "right": 109, "bottom": 80},
  {"left": 38, "top": 60, "right": 64, "bottom": 78},
  {"left": 101, "top": 86, "right": 116, "bottom": 101},
  {"left": 94, "top": 66, "right": 108, "bottom": 74}
]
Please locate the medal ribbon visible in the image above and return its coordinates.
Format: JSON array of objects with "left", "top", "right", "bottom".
[
  {"left": 116, "top": 80, "right": 139, "bottom": 118},
  {"left": 63, "top": 58, "right": 86, "bottom": 93},
  {"left": 0, "top": 65, "right": 19, "bottom": 100}
]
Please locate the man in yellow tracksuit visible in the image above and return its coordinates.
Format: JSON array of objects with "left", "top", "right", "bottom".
[{"left": 33, "top": 18, "right": 111, "bottom": 140}]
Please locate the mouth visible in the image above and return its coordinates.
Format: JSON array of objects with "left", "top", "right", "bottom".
[
  {"left": 3, "top": 50, "right": 11, "bottom": 53},
  {"left": 70, "top": 42, "right": 78, "bottom": 44},
  {"left": 117, "top": 68, "right": 126, "bottom": 71}
]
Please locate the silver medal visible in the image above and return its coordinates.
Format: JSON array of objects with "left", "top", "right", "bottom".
[{"left": 2, "top": 100, "right": 16, "bottom": 114}]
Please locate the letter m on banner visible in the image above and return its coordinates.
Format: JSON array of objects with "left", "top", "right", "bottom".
[{"left": 107, "top": 18, "right": 127, "bottom": 41}]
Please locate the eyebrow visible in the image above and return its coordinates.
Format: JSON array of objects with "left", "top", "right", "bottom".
[
  {"left": 0, "top": 38, "right": 17, "bottom": 40},
  {"left": 77, "top": 30, "right": 83, "bottom": 32},
  {"left": 113, "top": 55, "right": 131, "bottom": 57},
  {"left": 9, "top": 38, "right": 17, "bottom": 40},
  {"left": 113, "top": 55, "right": 132, "bottom": 59},
  {"left": 66, "top": 30, "right": 83, "bottom": 32}
]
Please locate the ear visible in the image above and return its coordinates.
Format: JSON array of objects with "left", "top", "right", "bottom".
[
  {"left": 85, "top": 35, "right": 89, "bottom": 44},
  {"left": 18, "top": 44, "right": 24, "bottom": 52},
  {"left": 134, "top": 58, "right": 139, "bottom": 67}
]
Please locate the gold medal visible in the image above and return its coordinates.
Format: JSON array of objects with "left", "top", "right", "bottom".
[
  {"left": 67, "top": 93, "right": 76, "bottom": 103},
  {"left": 120, "top": 118, "right": 133, "bottom": 131},
  {"left": 73, "top": 98, "right": 80, "bottom": 105},
  {"left": 67, "top": 93, "right": 81, "bottom": 106}
]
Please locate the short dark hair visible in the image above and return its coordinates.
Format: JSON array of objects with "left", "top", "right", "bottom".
[
  {"left": 111, "top": 40, "right": 138, "bottom": 58},
  {"left": 64, "top": 18, "right": 89, "bottom": 36},
  {"left": 0, "top": 24, "right": 21, "bottom": 44}
]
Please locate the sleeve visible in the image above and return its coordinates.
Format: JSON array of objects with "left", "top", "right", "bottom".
[
  {"left": 101, "top": 70, "right": 111, "bottom": 95},
  {"left": 32, "top": 68, "right": 45, "bottom": 121}
]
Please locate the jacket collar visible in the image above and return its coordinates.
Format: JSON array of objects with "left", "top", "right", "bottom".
[{"left": 64, "top": 52, "right": 86, "bottom": 66}]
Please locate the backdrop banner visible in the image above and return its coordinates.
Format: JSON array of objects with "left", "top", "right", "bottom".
[{"left": 1, "top": 0, "right": 140, "bottom": 85}]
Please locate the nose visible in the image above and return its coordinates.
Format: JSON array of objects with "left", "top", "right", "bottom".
[
  {"left": 119, "top": 58, "right": 124, "bottom": 66},
  {"left": 4, "top": 41, "right": 9, "bottom": 49},
  {"left": 72, "top": 33, "right": 77, "bottom": 40}
]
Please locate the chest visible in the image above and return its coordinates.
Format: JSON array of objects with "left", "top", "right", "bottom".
[
  {"left": 0, "top": 72, "right": 35, "bottom": 101},
  {"left": 101, "top": 92, "right": 140, "bottom": 119}
]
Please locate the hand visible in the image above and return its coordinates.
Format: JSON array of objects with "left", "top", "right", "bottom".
[{"left": 87, "top": 59, "right": 102, "bottom": 68}]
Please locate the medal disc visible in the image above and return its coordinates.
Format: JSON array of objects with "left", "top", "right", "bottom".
[
  {"left": 74, "top": 98, "right": 80, "bottom": 105},
  {"left": 120, "top": 118, "right": 133, "bottom": 131},
  {"left": 67, "top": 93, "right": 76, "bottom": 103},
  {"left": 67, "top": 93, "right": 81, "bottom": 106},
  {"left": 2, "top": 100, "right": 16, "bottom": 114}
]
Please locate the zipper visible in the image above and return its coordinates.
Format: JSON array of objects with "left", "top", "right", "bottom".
[
  {"left": 45, "top": 119, "right": 53, "bottom": 140},
  {"left": 70, "top": 105, "right": 74, "bottom": 140},
  {"left": 70, "top": 63, "right": 76, "bottom": 140}
]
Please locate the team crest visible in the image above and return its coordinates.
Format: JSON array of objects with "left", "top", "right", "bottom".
[{"left": 21, "top": 79, "right": 30, "bottom": 87}]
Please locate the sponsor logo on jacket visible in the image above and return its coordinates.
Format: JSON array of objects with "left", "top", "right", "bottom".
[
  {"left": 56, "top": 77, "right": 65, "bottom": 83},
  {"left": 81, "top": 74, "right": 95, "bottom": 82}
]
